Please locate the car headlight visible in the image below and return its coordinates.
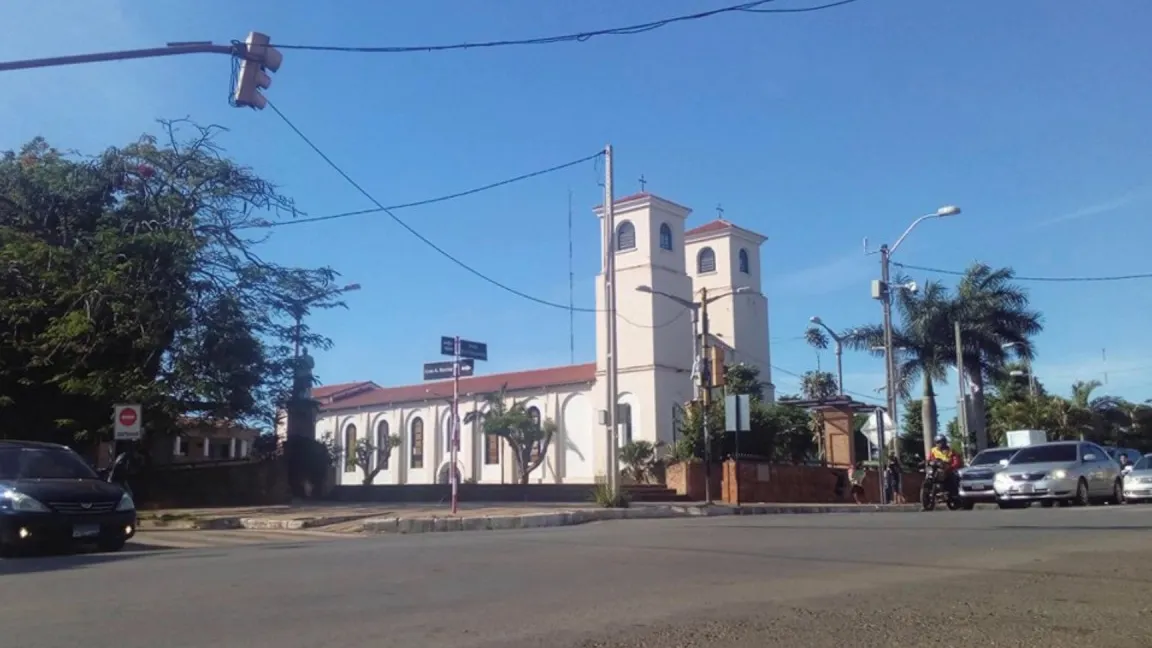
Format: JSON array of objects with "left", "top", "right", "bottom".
[
  {"left": 1049, "top": 470, "right": 1067, "bottom": 480},
  {"left": 116, "top": 492, "right": 136, "bottom": 512},
  {"left": 994, "top": 472, "right": 1010, "bottom": 484},
  {"left": 0, "top": 489, "right": 50, "bottom": 513}
]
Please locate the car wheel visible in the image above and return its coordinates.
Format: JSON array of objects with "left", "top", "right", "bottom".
[
  {"left": 96, "top": 538, "right": 126, "bottom": 553},
  {"left": 1040, "top": 500, "right": 1055, "bottom": 508},
  {"left": 1074, "top": 479, "right": 1091, "bottom": 506},
  {"left": 1110, "top": 480, "right": 1124, "bottom": 505}
]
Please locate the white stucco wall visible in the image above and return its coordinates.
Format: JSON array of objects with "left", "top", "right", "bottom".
[{"left": 321, "top": 382, "right": 596, "bottom": 486}]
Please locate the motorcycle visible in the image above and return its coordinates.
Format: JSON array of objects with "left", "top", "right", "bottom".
[{"left": 920, "top": 459, "right": 962, "bottom": 511}]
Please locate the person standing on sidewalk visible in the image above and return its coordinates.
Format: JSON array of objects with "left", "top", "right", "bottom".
[
  {"left": 849, "top": 462, "right": 867, "bottom": 504},
  {"left": 884, "top": 454, "right": 906, "bottom": 504}
]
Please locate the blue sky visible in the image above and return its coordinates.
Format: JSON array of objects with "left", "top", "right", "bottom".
[{"left": 3, "top": 0, "right": 1152, "bottom": 417}]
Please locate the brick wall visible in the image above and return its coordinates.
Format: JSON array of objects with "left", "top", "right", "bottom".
[
  {"left": 717, "top": 459, "right": 924, "bottom": 504},
  {"left": 665, "top": 461, "right": 723, "bottom": 501}
]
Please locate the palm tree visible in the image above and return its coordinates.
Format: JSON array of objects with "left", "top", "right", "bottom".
[
  {"left": 462, "top": 384, "right": 558, "bottom": 485},
  {"left": 951, "top": 264, "right": 1043, "bottom": 450},
  {"left": 619, "top": 440, "right": 658, "bottom": 483},
  {"left": 799, "top": 370, "right": 839, "bottom": 400}
]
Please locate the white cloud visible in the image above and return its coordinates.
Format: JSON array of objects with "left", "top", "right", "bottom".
[{"left": 1032, "top": 186, "right": 1152, "bottom": 228}]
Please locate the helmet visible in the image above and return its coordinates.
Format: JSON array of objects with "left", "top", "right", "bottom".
[{"left": 935, "top": 435, "right": 949, "bottom": 446}]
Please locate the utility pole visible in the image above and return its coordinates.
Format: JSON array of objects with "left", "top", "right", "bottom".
[
  {"left": 451, "top": 337, "right": 462, "bottom": 515},
  {"left": 879, "top": 244, "right": 901, "bottom": 463},
  {"left": 700, "top": 287, "right": 713, "bottom": 505},
  {"left": 603, "top": 145, "right": 620, "bottom": 495},
  {"left": 954, "top": 321, "right": 970, "bottom": 460}
]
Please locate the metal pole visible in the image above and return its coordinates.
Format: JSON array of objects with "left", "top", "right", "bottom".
[
  {"left": 954, "top": 321, "right": 970, "bottom": 460},
  {"left": 604, "top": 145, "right": 620, "bottom": 495},
  {"left": 1027, "top": 357, "right": 1037, "bottom": 398},
  {"left": 875, "top": 407, "right": 887, "bottom": 504},
  {"left": 451, "top": 336, "right": 461, "bottom": 515},
  {"left": 834, "top": 340, "right": 844, "bottom": 396},
  {"left": 0, "top": 42, "right": 236, "bottom": 73},
  {"left": 879, "top": 245, "right": 902, "bottom": 463},
  {"left": 701, "top": 287, "right": 713, "bottom": 505}
]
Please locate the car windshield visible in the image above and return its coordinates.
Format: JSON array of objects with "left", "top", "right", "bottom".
[
  {"left": 1134, "top": 456, "right": 1152, "bottom": 471},
  {"left": 971, "top": 449, "right": 1016, "bottom": 466},
  {"left": 0, "top": 446, "right": 99, "bottom": 480},
  {"left": 1009, "top": 444, "right": 1078, "bottom": 464}
]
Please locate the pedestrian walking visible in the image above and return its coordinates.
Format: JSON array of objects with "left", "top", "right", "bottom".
[{"left": 884, "top": 454, "right": 906, "bottom": 504}]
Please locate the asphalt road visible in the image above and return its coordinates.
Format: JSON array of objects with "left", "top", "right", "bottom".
[{"left": 2, "top": 506, "right": 1151, "bottom": 648}]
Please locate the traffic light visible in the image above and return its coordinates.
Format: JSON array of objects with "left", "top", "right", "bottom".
[
  {"left": 710, "top": 346, "right": 726, "bottom": 388},
  {"left": 233, "top": 31, "right": 282, "bottom": 109}
]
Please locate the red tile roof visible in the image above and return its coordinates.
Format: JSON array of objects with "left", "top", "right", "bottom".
[
  {"left": 685, "top": 219, "right": 767, "bottom": 240},
  {"left": 318, "top": 363, "right": 598, "bottom": 411},
  {"left": 312, "top": 381, "right": 379, "bottom": 401}
]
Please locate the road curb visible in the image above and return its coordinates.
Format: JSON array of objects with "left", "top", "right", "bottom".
[
  {"left": 356, "top": 503, "right": 921, "bottom": 535},
  {"left": 136, "top": 503, "right": 921, "bottom": 532}
]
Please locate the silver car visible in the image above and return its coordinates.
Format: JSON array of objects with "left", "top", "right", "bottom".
[
  {"left": 993, "top": 441, "right": 1123, "bottom": 508},
  {"left": 958, "top": 447, "right": 1019, "bottom": 508},
  {"left": 1122, "top": 454, "right": 1152, "bottom": 503}
]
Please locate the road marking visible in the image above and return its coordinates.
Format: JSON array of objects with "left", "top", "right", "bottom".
[{"left": 129, "top": 528, "right": 360, "bottom": 551}]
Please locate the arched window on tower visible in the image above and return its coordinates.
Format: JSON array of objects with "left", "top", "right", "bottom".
[
  {"left": 616, "top": 221, "right": 636, "bottom": 251},
  {"left": 697, "top": 247, "right": 716, "bottom": 274},
  {"left": 659, "top": 223, "right": 673, "bottom": 251},
  {"left": 738, "top": 248, "right": 750, "bottom": 274}
]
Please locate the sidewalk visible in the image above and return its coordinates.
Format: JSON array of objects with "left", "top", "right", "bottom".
[{"left": 137, "top": 501, "right": 922, "bottom": 534}]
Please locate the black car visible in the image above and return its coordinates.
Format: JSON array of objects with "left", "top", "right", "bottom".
[{"left": 0, "top": 440, "right": 136, "bottom": 556}]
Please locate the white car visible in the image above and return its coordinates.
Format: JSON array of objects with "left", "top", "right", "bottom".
[{"left": 993, "top": 441, "right": 1123, "bottom": 508}]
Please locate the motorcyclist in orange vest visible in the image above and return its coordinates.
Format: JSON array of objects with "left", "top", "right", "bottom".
[{"left": 928, "top": 436, "right": 961, "bottom": 497}]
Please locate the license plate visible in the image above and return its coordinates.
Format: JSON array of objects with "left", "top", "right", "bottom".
[
  {"left": 72, "top": 524, "right": 100, "bottom": 539},
  {"left": 1015, "top": 484, "right": 1034, "bottom": 494},
  {"left": 969, "top": 485, "right": 987, "bottom": 491}
]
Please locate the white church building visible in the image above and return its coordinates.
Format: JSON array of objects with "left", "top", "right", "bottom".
[{"left": 313, "top": 192, "right": 774, "bottom": 485}]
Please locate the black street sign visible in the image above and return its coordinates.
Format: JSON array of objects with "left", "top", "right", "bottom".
[
  {"left": 440, "top": 336, "right": 488, "bottom": 362},
  {"left": 423, "top": 359, "right": 475, "bottom": 381}
]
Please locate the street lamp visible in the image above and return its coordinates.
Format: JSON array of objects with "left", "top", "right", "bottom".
[
  {"left": 636, "top": 284, "right": 750, "bottom": 504},
  {"left": 809, "top": 316, "right": 847, "bottom": 397},
  {"left": 285, "top": 282, "right": 361, "bottom": 358},
  {"left": 868, "top": 205, "right": 960, "bottom": 460},
  {"left": 1002, "top": 342, "right": 1037, "bottom": 397}
]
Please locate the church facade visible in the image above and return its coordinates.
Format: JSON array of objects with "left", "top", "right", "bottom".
[{"left": 313, "top": 192, "right": 774, "bottom": 486}]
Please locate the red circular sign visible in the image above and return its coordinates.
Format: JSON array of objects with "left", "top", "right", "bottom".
[{"left": 118, "top": 407, "right": 138, "bottom": 427}]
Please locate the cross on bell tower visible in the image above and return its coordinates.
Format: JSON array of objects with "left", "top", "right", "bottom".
[
  {"left": 639, "top": 175, "right": 647, "bottom": 192},
  {"left": 716, "top": 203, "right": 724, "bottom": 218}
]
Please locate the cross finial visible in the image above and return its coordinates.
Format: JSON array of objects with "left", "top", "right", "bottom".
[
  {"left": 639, "top": 174, "right": 647, "bottom": 192},
  {"left": 716, "top": 203, "right": 724, "bottom": 218}
]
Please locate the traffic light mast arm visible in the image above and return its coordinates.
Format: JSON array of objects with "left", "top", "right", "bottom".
[{"left": 0, "top": 42, "right": 236, "bottom": 73}]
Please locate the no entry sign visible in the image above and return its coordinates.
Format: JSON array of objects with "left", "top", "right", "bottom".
[{"left": 114, "top": 404, "right": 142, "bottom": 441}]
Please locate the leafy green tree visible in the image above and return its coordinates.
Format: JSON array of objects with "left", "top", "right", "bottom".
[
  {"left": 799, "top": 370, "right": 838, "bottom": 400},
  {"left": 0, "top": 124, "right": 342, "bottom": 454},
  {"left": 351, "top": 434, "right": 400, "bottom": 486},
  {"left": 464, "top": 385, "right": 558, "bottom": 484}
]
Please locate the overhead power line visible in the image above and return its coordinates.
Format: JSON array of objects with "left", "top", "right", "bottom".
[
  {"left": 243, "top": 153, "right": 602, "bottom": 229},
  {"left": 270, "top": 0, "right": 862, "bottom": 54},
  {"left": 266, "top": 99, "right": 607, "bottom": 313},
  {"left": 894, "top": 262, "right": 1152, "bottom": 283}
]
